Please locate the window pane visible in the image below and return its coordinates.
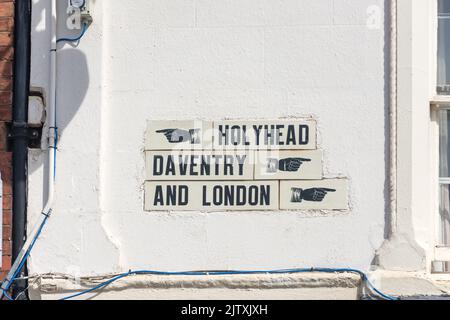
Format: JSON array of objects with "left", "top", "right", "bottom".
[
  {"left": 439, "top": 110, "right": 450, "bottom": 177},
  {"left": 440, "top": 184, "right": 450, "bottom": 245},
  {"left": 440, "top": 0, "right": 450, "bottom": 15},
  {"left": 438, "top": 1, "right": 450, "bottom": 94}
]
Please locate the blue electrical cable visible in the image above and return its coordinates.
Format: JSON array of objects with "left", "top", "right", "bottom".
[
  {"left": 56, "top": 23, "right": 88, "bottom": 44},
  {"left": 1, "top": 214, "right": 50, "bottom": 300},
  {"left": 53, "top": 127, "right": 58, "bottom": 180},
  {"left": 2, "top": 291, "right": 13, "bottom": 301},
  {"left": 59, "top": 268, "right": 399, "bottom": 301},
  {"left": 312, "top": 268, "right": 398, "bottom": 301}
]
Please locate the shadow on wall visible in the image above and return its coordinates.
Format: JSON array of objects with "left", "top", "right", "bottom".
[{"left": 29, "top": 0, "right": 91, "bottom": 202}]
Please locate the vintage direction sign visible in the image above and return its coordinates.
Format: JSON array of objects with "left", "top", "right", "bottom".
[
  {"left": 146, "top": 120, "right": 213, "bottom": 150},
  {"left": 254, "top": 150, "right": 323, "bottom": 180},
  {"left": 145, "top": 181, "right": 279, "bottom": 211},
  {"left": 146, "top": 151, "right": 254, "bottom": 181},
  {"left": 279, "top": 179, "right": 348, "bottom": 210},
  {"left": 213, "top": 120, "right": 317, "bottom": 150}
]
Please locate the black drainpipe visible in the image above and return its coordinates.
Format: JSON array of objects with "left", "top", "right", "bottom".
[{"left": 10, "top": 0, "right": 32, "bottom": 299}]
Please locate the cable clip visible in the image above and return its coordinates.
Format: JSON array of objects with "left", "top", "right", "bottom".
[{"left": 41, "top": 209, "right": 53, "bottom": 218}]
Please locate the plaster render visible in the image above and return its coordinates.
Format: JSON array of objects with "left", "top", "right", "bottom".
[{"left": 27, "top": 0, "right": 397, "bottom": 287}]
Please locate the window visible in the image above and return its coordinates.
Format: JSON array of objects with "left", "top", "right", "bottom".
[
  {"left": 439, "top": 109, "right": 450, "bottom": 246},
  {"left": 438, "top": 0, "right": 450, "bottom": 94},
  {"left": 435, "top": 108, "right": 450, "bottom": 272},
  {"left": 434, "top": 1, "right": 450, "bottom": 271}
]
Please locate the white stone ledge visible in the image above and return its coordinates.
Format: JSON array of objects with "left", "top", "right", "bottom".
[
  {"left": 29, "top": 272, "right": 362, "bottom": 300},
  {"left": 28, "top": 271, "right": 450, "bottom": 300}
]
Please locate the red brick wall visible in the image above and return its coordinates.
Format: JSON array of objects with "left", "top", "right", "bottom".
[{"left": 0, "top": 0, "right": 14, "bottom": 280}]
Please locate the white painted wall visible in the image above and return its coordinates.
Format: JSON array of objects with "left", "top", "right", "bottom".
[{"left": 27, "top": 0, "right": 390, "bottom": 278}]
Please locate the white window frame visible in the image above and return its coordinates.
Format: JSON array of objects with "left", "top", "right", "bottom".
[
  {"left": 431, "top": 1, "right": 450, "bottom": 266},
  {"left": 431, "top": 102, "right": 450, "bottom": 264}
]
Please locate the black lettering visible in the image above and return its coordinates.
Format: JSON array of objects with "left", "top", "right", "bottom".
[
  {"left": 213, "top": 186, "right": 223, "bottom": 206},
  {"left": 224, "top": 186, "right": 235, "bottom": 206},
  {"left": 249, "top": 186, "right": 258, "bottom": 206},
  {"left": 299, "top": 125, "right": 309, "bottom": 145},
  {"left": 260, "top": 185, "right": 271, "bottom": 205},
  {"left": 264, "top": 125, "right": 276, "bottom": 145},
  {"left": 167, "top": 185, "right": 177, "bottom": 205},
  {"left": 202, "top": 186, "right": 211, "bottom": 206},
  {"left": 224, "top": 155, "right": 234, "bottom": 176},
  {"left": 242, "top": 125, "right": 250, "bottom": 146},
  {"left": 200, "top": 155, "right": 211, "bottom": 176},
  {"left": 236, "top": 186, "right": 246, "bottom": 206},
  {"left": 231, "top": 126, "right": 241, "bottom": 146},
  {"left": 179, "top": 185, "right": 189, "bottom": 206},
  {"left": 190, "top": 155, "right": 199, "bottom": 176},
  {"left": 218, "top": 125, "right": 229, "bottom": 145},
  {"left": 178, "top": 155, "right": 188, "bottom": 175},
  {"left": 253, "top": 125, "right": 263, "bottom": 146},
  {"left": 214, "top": 155, "right": 223, "bottom": 175},
  {"left": 286, "top": 125, "right": 297, "bottom": 145},
  {"left": 276, "top": 125, "right": 284, "bottom": 145},
  {"left": 153, "top": 156, "right": 164, "bottom": 176},
  {"left": 165, "top": 157, "right": 176, "bottom": 176},
  {"left": 236, "top": 155, "right": 247, "bottom": 176},
  {"left": 154, "top": 186, "right": 164, "bottom": 205}
]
